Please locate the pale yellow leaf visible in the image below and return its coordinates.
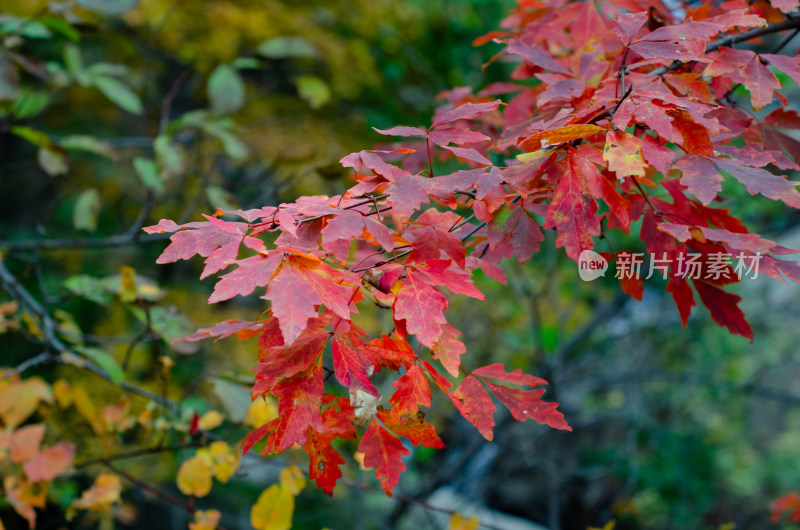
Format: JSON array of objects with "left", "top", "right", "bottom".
[
  {"left": 251, "top": 484, "right": 293, "bottom": 530},
  {"left": 0, "top": 377, "right": 52, "bottom": 428},
  {"left": 246, "top": 397, "right": 278, "bottom": 428},
  {"left": 198, "top": 410, "right": 224, "bottom": 431},
  {"left": 449, "top": 513, "right": 479, "bottom": 530},
  {"left": 177, "top": 456, "right": 213, "bottom": 497},
  {"left": 280, "top": 465, "right": 306, "bottom": 495},
  {"left": 189, "top": 509, "right": 221, "bottom": 530}
]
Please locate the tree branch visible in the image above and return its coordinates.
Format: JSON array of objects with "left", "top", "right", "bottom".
[
  {"left": 103, "top": 462, "right": 232, "bottom": 530},
  {"left": 0, "top": 232, "right": 168, "bottom": 252},
  {"left": 651, "top": 15, "right": 800, "bottom": 76},
  {"left": 76, "top": 443, "right": 206, "bottom": 468},
  {"left": 0, "top": 259, "right": 178, "bottom": 412}
]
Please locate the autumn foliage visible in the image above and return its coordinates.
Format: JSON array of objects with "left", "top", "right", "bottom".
[{"left": 142, "top": 0, "right": 800, "bottom": 500}]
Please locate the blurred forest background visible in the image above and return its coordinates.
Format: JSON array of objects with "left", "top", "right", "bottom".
[{"left": 2, "top": 1, "right": 800, "bottom": 529}]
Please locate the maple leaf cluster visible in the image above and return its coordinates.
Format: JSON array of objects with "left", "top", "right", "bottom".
[{"left": 148, "top": 0, "right": 800, "bottom": 496}]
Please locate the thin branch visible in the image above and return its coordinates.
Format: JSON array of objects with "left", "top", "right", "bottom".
[
  {"left": 651, "top": 16, "right": 800, "bottom": 76},
  {"left": 2, "top": 352, "right": 56, "bottom": 379},
  {"left": 76, "top": 443, "right": 206, "bottom": 468},
  {"left": 104, "top": 462, "right": 233, "bottom": 529},
  {"left": 254, "top": 456, "right": 508, "bottom": 530},
  {"left": 0, "top": 259, "right": 178, "bottom": 412},
  {"left": 160, "top": 71, "right": 190, "bottom": 135},
  {"left": 771, "top": 26, "right": 800, "bottom": 54},
  {"left": 618, "top": 46, "right": 630, "bottom": 96},
  {"left": 0, "top": 232, "right": 168, "bottom": 252}
]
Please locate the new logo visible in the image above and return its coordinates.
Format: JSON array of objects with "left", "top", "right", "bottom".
[{"left": 578, "top": 250, "right": 608, "bottom": 281}]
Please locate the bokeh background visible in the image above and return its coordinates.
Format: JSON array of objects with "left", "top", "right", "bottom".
[{"left": 1, "top": 1, "right": 800, "bottom": 529}]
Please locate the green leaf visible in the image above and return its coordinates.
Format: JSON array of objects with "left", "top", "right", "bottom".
[
  {"left": 171, "top": 110, "right": 209, "bottom": 130},
  {"left": 92, "top": 76, "right": 143, "bottom": 115},
  {"left": 0, "top": 17, "right": 52, "bottom": 39},
  {"left": 85, "top": 63, "right": 129, "bottom": 78},
  {"left": 207, "top": 64, "right": 245, "bottom": 115},
  {"left": 11, "top": 89, "right": 50, "bottom": 119},
  {"left": 64, "top": 275, "right": 112, "bottom": 305},
  {"left": 148, "top": 307, "right": 198, "bottom": 354},
  {"left": 294, "top": 75, "right": 330, "bottom": 109},
  {"left": 40, "top": 18, "right": 80, "bottom": 42},
  {"left": 0, "top": 58, "right": 18, "bottom": 101},
  {"left": 75, "top": 346, "right": 125, "bottom": 384},
  {"left": 200, "top": 121, "right": 247, "bottom": 160},
  {"left": 75, "top": 0, "right": 140, "bottom": 16},
  {"left": 133, "top": 157, "right": 163, "bottom": 192},
  {"left": 211, "top": 378, "right": 251, "bottom": 422},
  {"left": 232, "top": 58, "right": 260, "bottom": 70},
  {"left": 101, "top": 272, "right": 164, "bottom": 302},
  {"left": 257, "top": 37, "right": 317, "bottom": 59},
  {"left": 11, "top": 126, "right": 51, "bottom": 147},
  {"left": 154, "top": 135, "right": 185, "bottom": 177},
  {"left": 206, "top": 185, "right": 239, "bottom": 211},
  {"left": 38, "top": 147, "right": 68, "bottom": 176},
  {"left": 63, "top": 44, "right": 89, "bottom": 86},
  {"left": 60, "top": 135, "right": 116, "bottom": 159},
  {"left": 73, "top": 188, "right": 101, "bottom": 232}
]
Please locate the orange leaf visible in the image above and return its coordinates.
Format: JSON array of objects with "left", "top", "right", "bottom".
[{"left": 520, "top": 124, "right": 604, "bottom": 151}]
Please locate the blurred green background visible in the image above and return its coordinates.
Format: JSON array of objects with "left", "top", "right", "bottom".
[{"left": 1, "top": 1, "right": 800, "bottom": 529}]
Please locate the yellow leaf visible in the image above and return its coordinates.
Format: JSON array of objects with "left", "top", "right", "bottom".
[
  {"left": 189, "top": 509, "right": 221, "bottom": 530},
  {"left": 72, "top": 472, "right": 122, "bottom": 512},
  {"left": 280, "top": 465, "right": 306, "bottom": 495},
  {"left": 159, "top": 355, "right": 175, "bottom": 375},
  {"left": 195, "top": 442, "right": 239, "bottom": 484},
  {"left": 4, "top": 476, "right": 47, "bottom": 527},
  {"left": 53, "top": 380, "right": 72, "bottom": 408},
  {"left": 0, "top": 377, "right": 52, "bottom": 428},
  {"left": 119, "top": 265, "right": 138, "bottom": 303},
  {"left": 198, "top": 410, "right": 224, "bottom": 431},
  {"left": 210, "top": 441, "right": 240, "bottom": 483},
  {"left": 251, "top": 484, "right": 294, "bottom": 530},
  {"left": 137, "top": 407, "right": 153, "bottom": 428},
  {"left": 516, "top": 147, "right": 556, "bottom": 164},
  {"left": 588, "top": 522, "right": 616, "bottom": 530},
  {"left": 246, "top": 397, "right": 278, "bottom": 428},
  {"left": 603, "top": 130, "right": 647, "bottom": 178},
  {"left": 353, "top": 451, "right": 366, "bottom": 470},
  {"left": 449, "top": 513, "right": 479, "bottom": 530},
  {"left": 71, "top": 384, "right": 100, "bottom": 433},
  {"left": 177, "top": 456, "right": 213, "bottom": 497},
  {"left": 21, "top": 311, "right": 43, "bottom": 339}
]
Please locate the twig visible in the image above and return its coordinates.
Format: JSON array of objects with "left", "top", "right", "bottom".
[
  {"left": 426, "top": 138, "right": 435, "bottom": 177},
  {"left": 0, "top": 259, "right": 178, "bottom": 412},
  {"left": 160, "top": 71, "right": 190, "bottom": 135},
  {"left": 76, "top": 442, "right": 206, "bottom": 468},
  {"left": 0, "top": 232, "right": 168, "bottom": 252},
  {"left": 651, "top": 16, "right": 800, "bottom": 76},
  {"left": 618, "top": 46, "right": 630, "bottom": 97},
  {"left": 771, "top": 27, "right": 800, "bottom": 54},
  {"left": 2, "top": 352, "right": 56, "bottom": 379},
  {"left": 104, "top": 462, "right": 233, "bottom": 529},
  {"left": 632, "top": 177, "right": 659, "bottom": 215}
]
